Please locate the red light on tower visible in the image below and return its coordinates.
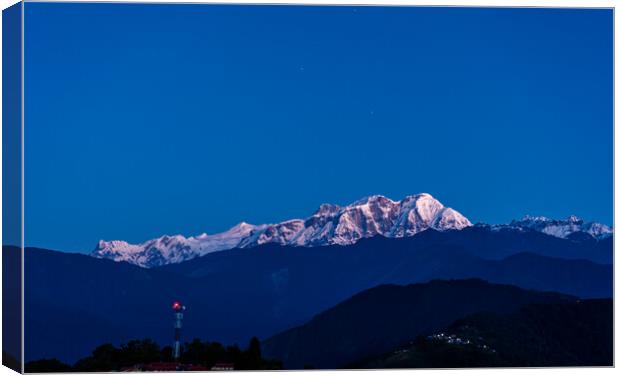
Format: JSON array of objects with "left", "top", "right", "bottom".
[{"left": 172, "top": 301, "right": 183, "bottom": 311}]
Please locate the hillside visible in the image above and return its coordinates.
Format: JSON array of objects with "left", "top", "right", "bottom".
[
  {"left": 261, "top": 279, "right": 575, "bottom": 369},
  {"left": 354, "top": 299, "right": 612, "bottom": 368}
]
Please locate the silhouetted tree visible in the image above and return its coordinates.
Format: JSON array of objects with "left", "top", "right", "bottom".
[
  {"left": 118, "top": 339, "right": 161, "bottom": 367},
  {"left": 161, "top": 345, "right": 174, "bottom": 362},
  {"left": 248, "top": 337, "right": 261, "bottom": 359},
  {"left": 182, "top": 338, "right": 206, "bottom": 365},
  {"left": 244, "top": 337, "right": 262, "bottom": 369},
  {"left": 74, "top": 343, "right": 119, "bottom": 371}
]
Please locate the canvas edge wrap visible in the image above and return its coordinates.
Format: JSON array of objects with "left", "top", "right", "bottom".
[{"left": 2, "top": 2, "right": 24, "bottom": 373}]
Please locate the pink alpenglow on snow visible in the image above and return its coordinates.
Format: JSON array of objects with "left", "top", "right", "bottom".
[{"left": 92, "top": 193, "right": 471, "bottom": 267}]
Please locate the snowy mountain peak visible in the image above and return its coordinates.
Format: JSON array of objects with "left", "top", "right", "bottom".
[
  {"left": 520, "top": 215, "right": 551, "bottom": 223},
  {"left": 192, "top": 233, "right": 208, "bottom": 240},
  {"left": 499, "top": 215, "right": 612, "bottom": 240},
  {"left": 313, "top": 203, "right": 341, "bottom": 217},
  {"left": 227, "top": 222, "right": 258, "bottom": 234},
  {"left": 351, "top": 194, "right": 395, "bottom": 206},
  {"left": 407, "top": 192, "right": 434, "bottom": 199},
  {"left": 92, "top": 193, "right": 471, "bottom": 268},
  {"left": 92, "top": 195, "right": 612, "bottom": 269}
]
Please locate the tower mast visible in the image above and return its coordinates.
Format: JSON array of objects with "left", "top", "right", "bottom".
[{"left": 172, "top": 301, "right": 185, "bottom": 362}]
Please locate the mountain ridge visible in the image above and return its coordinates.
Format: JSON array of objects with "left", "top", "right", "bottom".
[
  {"left": 261, "top": 279, "right": 577, "bottom": 369},
  {"left": 93, "top": 193, "right": 471, "bottom": 267},
  {"left": 92, "top": 193, "right": 612, "bottom": 268},
  {"left": 485, "top": 215, "right": 612, "bottom": 240}
]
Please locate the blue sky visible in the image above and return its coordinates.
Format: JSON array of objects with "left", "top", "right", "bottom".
[{"left": 25, "top": 4, "right": 612, "bottom": 252}]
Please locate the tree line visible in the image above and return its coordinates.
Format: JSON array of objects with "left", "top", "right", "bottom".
[{"left": 25, "top": 337, "right": 282, "bottom": 372}]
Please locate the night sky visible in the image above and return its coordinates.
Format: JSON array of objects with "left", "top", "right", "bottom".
[{"left": 24, "top": 4, "right": 612, "bottom": 252}]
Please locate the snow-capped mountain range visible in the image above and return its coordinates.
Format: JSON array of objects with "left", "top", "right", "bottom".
[
  {"left": 92, "top": 193, "right": 470, "bottom": 267},
  {"left": 487, "top": 215, "right": 613, "bottom": 240},
  {"left": 91, "top": 193, "right": 612, "bottom": 268}
]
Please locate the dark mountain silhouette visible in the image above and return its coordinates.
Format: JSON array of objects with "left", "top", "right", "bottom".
[
  {"left": 3, "top": 245, "right": 21, "bottom": 372},
  {"left": 261, "top": 279, "right": 576, "bottom": 369},
  {"left": 353, "top": 299, "right": 612, "bottom": 368},
  {"left": 411, "top": 226, "right": 612, "bottom": 264},
  {"left": 24, "top": 247, "right": 190, "bottom": 363},
  {"left": 23, "top": 228, "right": 612, "bottom": 363}
]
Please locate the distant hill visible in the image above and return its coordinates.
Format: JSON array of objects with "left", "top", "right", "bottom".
[
  {"left": 354, "top": 299, "right": 612, "bottom": 368},
  {"left": 261, "top": 279, "right": 576, "bottom": 369},
  {"left": 411, "top": 226, "right": 612, "bottom": 264}
]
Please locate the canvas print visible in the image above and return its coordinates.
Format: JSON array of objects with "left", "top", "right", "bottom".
[{"left": 2, "top": 2, "right": 614, "bottom": 372}]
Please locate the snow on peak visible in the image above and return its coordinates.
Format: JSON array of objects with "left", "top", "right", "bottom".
[
  {"left": 313, "top": 203, "right": 341, "bottom": 217},
  {"left": 91, "top": 193, "right": 471, "bottom": 268},
  {"left": 91, "top": 193, "right": 612, "bottom": 269},
  {"left": 351, "top": 194, "right": 395, "bottom": 206},
  {"left": 494, "top": 214, "right": 612, "bottom": 240},
  {"left": 193, "top": 233, "right": 208, "bottom": 240},
  {"left": 92, "top": 222, "right": 265, "bottom": 268},
  {"left": 226, "top": 222, "right": 259, "bottom": 235},
  {"left": 236, "top": 193, "right": 470, "bottom": 248},
  {"left": 520, "top": 215, "right": 551, "bottom": 222}
]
